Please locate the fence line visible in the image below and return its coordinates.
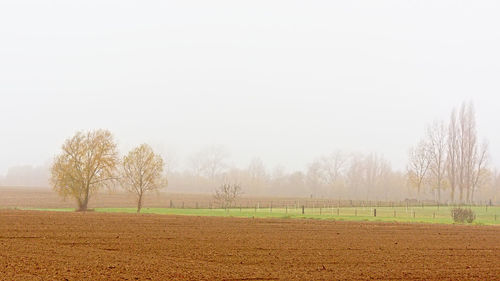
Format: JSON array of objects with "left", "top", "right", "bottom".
[
  {"left": 163, "top": 198, "right": 498, "bottom": 210},
  {"left": 159, "top": 199, "right": 499, "bottom": 222}
]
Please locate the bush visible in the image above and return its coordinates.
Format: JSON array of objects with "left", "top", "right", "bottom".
[
  {"left": 451, "top": 207, "right": 476, "bottom": 223},
  {"left": 214, "top": 183, "right": 242, "bottom": 209}
]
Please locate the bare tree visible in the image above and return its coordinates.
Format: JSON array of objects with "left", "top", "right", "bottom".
[
  {"left": 451, "top": 102, "right": 489, "bottom": 203},
  {"left": 214, "top": 183, "right": 242, "bottom": 208},
  {"left": 50, "top": 130, "right": 119, "bottom": 211},
  {"left": 270, "top": 165, "right": 287, "bottom": 195},
  {"left": 407, "top": 140, "right": 431, "bottom": 195},
  {"left": 446, "top": 102, "right": 489, "bottom": 203},
  {"left": 345, "top": 154, "right": 365, "bottom": 198},
  {"left": 121, "top": 144, "right": 167, "bottom": 213},
  {"left": 493, "top": 170, "right": 500, "bottom": 202},
  {"left": 426, "top": 121, "right": 448, "bottom": 202},
  {"left": 247, "top": 157, "right": 268, "bottom": 194},
  {"left": 458, "top": 103, "right": 475, "bottom": 203},
  {"left": 447, "top": 108, "right": 459, "bottom": 202},
  {"left": 345, "top": 153, "right": 393, "bottom": 200},
  {"left": 470, "top": 141, "right": 489, "bottom": 202},
  {"left": 189, "top": 145, "right": 229, "bottom": 182},
  {"left": 287, "top": 171, "right": 306, "bottom": 196},
  {"left": 318, "top": 151, "right": 347, "bottom": 194},
  {"left": 363, "top": 153, "right": 391, "bottom": 199},
  {"left": 306, "top": 160, "right": 324, "bottom": 198}
]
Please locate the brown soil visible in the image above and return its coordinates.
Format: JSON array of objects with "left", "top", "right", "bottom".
[{"left": 1, "top": 210, "right": 499, "bottom": 280}]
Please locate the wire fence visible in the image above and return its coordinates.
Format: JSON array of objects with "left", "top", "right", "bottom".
[{"left": 164, "top": 199, "right": 500, "bottom": 223}]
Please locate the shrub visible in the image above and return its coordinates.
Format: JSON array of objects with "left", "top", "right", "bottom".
[
  {"left": 451, "top": 207, "right": 476, "bottom": 223},
  {"left": 214, "top": 183, "right": 242, "bottom": 209}
]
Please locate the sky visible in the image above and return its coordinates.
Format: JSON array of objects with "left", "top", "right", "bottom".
[{"left": 0, "top": 0, "right": 499, "bottom": 175}]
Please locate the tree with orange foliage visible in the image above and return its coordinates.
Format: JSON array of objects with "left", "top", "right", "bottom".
[
  {"left": 121, "top": 144, "right": 167, "bottom": 213},
  {"left": 51, "top": 130, "right": 119, "bottom": 211}
]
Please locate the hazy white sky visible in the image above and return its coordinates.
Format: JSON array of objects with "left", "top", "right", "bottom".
[{"left": 1, "top": 0, "right": 499, "bottom": 175}]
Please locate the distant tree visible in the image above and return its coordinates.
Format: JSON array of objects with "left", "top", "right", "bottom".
[
  {"left": 50, "top": 130, "right": 119, "bottom": 211},
  {"left": 447, "top": 108, "right": 460, "bottom": 202},
  {"left": 3, "top": 164, "right": 49, "bottom": 187},
  {"left": 247, "top": 157, "right": 268, "bottom": 193},
  {"left": 494, "top": 170, "right": 500, "bottom": 201},
  {"left": 345, "top": 154, "right": 365, "bottom": 198},
  {"left": 319, "top": 151, "right": 347, "bottom": 184},
  {"left": 470, "top": 142, "right": 489, "bottom": 202},
  {"left": 214, "top": 183, "right": 242, "bottom": 208},
  {"left": 317, "top": 151, "right": 347, "bottom": 196},
  {"left": 189, "top": 145, "right": 229, "bottom": 182},
  {"left": 343, "top": 153, "right": 394, "bottom": 200},
  {"left": 407, "top": 140, "right": 431, "bottom": 195},
  {"left": 306, "top": 161, "right": 324, "bottom": 198},
  {"left": 287, "top": 171, "right": 306, "bottom": 195},
  {"left": 447, "top": 102, "right": 489, "bottom": 203},
  {"left": 121, "top": 144, "right": 167, "bottom": 213},
  {"left": 363, "top": 153, "right": 391, "bottom": 197},
  {"left": 426, "top": 121, "right": 448, "bottom": 202}
]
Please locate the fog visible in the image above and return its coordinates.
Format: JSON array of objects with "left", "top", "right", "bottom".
[{"left": 1, "top": 1, "right": 499, "bottom": 200}]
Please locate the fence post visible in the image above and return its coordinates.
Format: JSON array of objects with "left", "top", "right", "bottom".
[
  {"left": 374, "top": 208, "right": 376, "bottom": 217},
  {"left": 302, "top": 205, "right": 305, "bottom": 214},
  {"left": 170, "top": 200, "right": 173, "bottom": 208}
]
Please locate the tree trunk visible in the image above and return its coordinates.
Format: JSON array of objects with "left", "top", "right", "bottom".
[
  {"left": 459, "top": 182, "right": 464, "bottom": 204},
  {"left": 137, "top": 192, "right": 143, "bottom": 213},
  {"left": 437, "top": 184, "right": 441, "bottom": 203},
  {"left": 466, "top": 180, "right": 471, "bottom": 204},
  {"left": 77, "top": 200, "right": 86, "bottom": 212},
  {"left": 77, "top": 188, "right": 90, "bottom": 212}
]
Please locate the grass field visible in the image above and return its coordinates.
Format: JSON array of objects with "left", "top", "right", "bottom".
[
  {"left": 28, "top": 205, "right": 500, "bottom": 225},
  {"left": 4, "top": 187, "right": 499, "bottom": 225}
]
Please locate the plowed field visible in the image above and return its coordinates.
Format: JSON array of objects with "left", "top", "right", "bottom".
[{"left": 1, "top": 210, "right": 499, "bottom": 280}]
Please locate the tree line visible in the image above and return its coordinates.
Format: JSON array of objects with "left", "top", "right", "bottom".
[
  {"left": 407, "top": 102, "right": 491, "bottom": 204},
  {"left": 164, "top": 148, "right": 407, "bottom": 200},
  {"left": 46, "top": 102, "right": 499, "bottom": 211}
]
